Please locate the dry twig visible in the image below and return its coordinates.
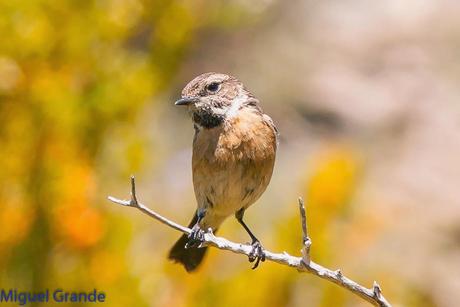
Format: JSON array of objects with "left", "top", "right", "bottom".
[{"left": 108, "top": 176, "right": 391, "bottom": 307}]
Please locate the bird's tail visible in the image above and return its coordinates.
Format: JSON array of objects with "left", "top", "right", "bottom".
[{"left": 168, "top": 212, "right": 217, "bottom": 272}]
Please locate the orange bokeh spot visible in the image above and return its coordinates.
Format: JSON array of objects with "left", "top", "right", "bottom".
[
  {"left": 58, "top": 205, "right": 105, "bottom": 249},
  {"left": 0, "top": 205, "right": 34, "bottom": 247}
]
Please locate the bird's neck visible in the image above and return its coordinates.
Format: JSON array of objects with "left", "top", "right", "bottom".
[{"left": 193, "top": 109, "right": 225, "bottom": 129}]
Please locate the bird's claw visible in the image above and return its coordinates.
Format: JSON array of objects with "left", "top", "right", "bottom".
[
  {"left": 248, "top": 240, "right": 265, "bottom": 269},
  {"left": 185, "top": 226, "right": 205, "bottom": 249}
]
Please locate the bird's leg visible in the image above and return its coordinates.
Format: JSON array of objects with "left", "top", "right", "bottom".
[
  {"left": 185, "top": 208, "right": 206, "bottom": 249},
  {"left": 235, "top": 208, "right": 265, "bottom": 269}
]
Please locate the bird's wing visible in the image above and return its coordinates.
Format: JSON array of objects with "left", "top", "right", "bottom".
[{"left": 262, "top": 113, "right": 280, "bottom": 146}]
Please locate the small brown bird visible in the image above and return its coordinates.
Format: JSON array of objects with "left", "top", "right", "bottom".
[{"left": 168, "top": 72, "right": 278, "bottom": 272}]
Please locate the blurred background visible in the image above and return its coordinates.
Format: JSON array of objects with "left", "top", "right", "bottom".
[{"left": 1, "top": 0, "right": 460, "bottom": 306}]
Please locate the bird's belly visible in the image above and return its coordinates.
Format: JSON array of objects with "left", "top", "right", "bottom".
[{"left": 193, "top": 158, "right": 274, "bottom": 219}]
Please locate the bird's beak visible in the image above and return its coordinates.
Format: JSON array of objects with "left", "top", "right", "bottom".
[{"left": 175, "top": 97, "right": 199, "bottom": 106}]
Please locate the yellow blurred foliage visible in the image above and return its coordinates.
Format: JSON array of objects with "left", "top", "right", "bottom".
[
  {"left": 90, "top": 250, "right": 123, "bottom": 285},
  {"left": 0, "top": 204, "right": 35, "bottom": 248},
  {"left": 304, "top": 144, "right": 361, "bottom": 261},
  {"left": 155, "top": 3, "right": 196, "bottom": 47},
  {"left": 307, "top": 146, "right": 359, "bottom": 216}
]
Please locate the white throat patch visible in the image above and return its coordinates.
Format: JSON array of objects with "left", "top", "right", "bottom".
[{"left": 226, "top": 95, "right": 247, "bottom": 118}]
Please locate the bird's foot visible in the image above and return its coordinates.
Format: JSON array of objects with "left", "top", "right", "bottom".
[
  {"left": 185, "top": 225, "right": 205, "bottom": 249},
  {"left": 248, "top": 240, "right": 265, "bottom": 269}
]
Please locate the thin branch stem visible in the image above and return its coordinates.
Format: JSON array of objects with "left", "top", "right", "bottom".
[
  {"left": 108, "top": 177, "right": 391, "bottom": 307},
  {"left": 298, "top": 197, "right": 312, "bottom": 265}
]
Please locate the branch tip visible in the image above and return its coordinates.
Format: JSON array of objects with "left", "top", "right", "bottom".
[
  {"left": 129, "top": 176, "right": 138, "bottom": 206},
  {"left": 373, "top": 281, "right": 382, "bottom": 298},
  {"left": 298, "top": 197, "right": 311, "bottom": 264}
]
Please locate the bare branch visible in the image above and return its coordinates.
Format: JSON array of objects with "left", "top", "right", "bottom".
[
  {"left": 108, "top": 177, "right": 391, "bottom": 307},
  {"left": 107, "top": 177, "right": 189, "bottom": 234}
]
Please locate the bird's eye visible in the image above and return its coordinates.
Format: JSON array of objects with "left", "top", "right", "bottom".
[{"left": 206, "top": 82, "right": 220, "bottom": 93}]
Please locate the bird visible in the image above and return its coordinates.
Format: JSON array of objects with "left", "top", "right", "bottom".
[{"left": 168, "top": 72, "right": 278, "bottom": 272}]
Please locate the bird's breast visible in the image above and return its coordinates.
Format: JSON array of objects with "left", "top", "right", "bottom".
[{"left": 191, "top": 108, "right": 277, "bottom": 222}]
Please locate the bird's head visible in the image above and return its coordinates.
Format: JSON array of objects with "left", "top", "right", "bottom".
[{"left": 175, "top": 72, "right": 256, "bottom": 128}]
